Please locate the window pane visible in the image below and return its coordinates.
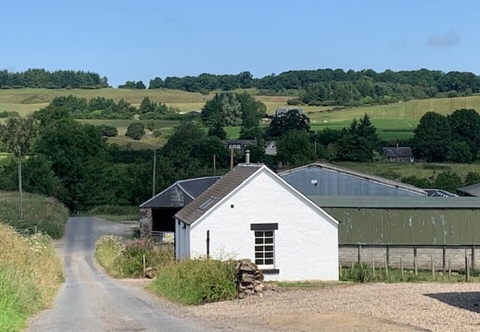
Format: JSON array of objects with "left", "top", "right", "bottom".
[
  {"left": 265, "top": 237, "right": 273, "bottom": 244},
  {"left": 265, "top": 252, "right": 274, "bottom": 258},
  {"left": 255, "top": 259, "right": 264, "bottom": 265},
  {"left": 265, "top": 246, "right": 273, "bottom": 251},
  {"left": 254, "top": 231, "right": 264, "bottom": 237},
  {"left": 255, "top": 253, "right": 263, "bottom": 258},
  {"left": 265, "top": 259, "right": 274, "bottom": 265},
  {"left": 255, "top": 238, "right": 264, "bottom": 244},
  {"left": 255, "top": 246, "right": 264, "bottom": 252},
  {"left": 265, "top": 231, "right": 273, "bottom": 237}
]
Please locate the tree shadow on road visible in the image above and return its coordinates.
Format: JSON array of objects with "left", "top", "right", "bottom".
[{"left": 425, "top": 292, "right": 480, "bottom": 313}]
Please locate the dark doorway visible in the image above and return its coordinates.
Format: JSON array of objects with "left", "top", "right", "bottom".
[{"left": 152, "top": 208, "right": 180, "bottom": 232}]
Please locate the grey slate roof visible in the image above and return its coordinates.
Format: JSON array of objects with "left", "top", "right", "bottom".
[
  {"left": 457, "top": 183, "right": 480, "bottom": 197},
  {"left": 382, "top": 147, "right": 414, "bottom": 158},
  {"left": 139, "top": 176, "right": 220, "bottom": 208},
  {"left": 309, "top": 196, "right": 480, "bottom": 209},
  {"left": 175, "top": 164, "right": 264, "bottom": 225},
  {"left": 279, "top": 162, "right": 426, "bottom": 196}
]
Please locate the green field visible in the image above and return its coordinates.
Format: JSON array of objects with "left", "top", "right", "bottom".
[{"left": 1, "top": 88, "right": 480, "bottom": 145}]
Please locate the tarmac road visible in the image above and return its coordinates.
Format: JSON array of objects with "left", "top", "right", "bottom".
[{"left": 26, "top": 217, "right": 207, "bottom": 332}]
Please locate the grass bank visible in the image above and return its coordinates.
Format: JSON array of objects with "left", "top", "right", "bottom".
[
  {"left": 0, "top": 223, "right": 64, "bottom": 331},
  {"left": 0, "top": 191, "right": 69, "bottom": 239}
]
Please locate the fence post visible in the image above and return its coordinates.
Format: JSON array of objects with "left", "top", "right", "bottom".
[
  {"left": 448, "top": 258, "right": 451, "bottom": 280},
  {"left": 400, "top": 258, "right": 404, "bottom": 279},
  {"left": 384, "top": 256, "right": 389, "bottom": 280},
  {"left": 414, "top": 246, "right": 418, "bottom": 276},
  {"left": 465, "top": 255, "right": 470, "bottom": 282},
  {"left": 442, "top": 245, "right": 446, "bottom": 271},
  {"left": 358, "top": 244, "right": 362, "bottom": 263},
  {"left": 142, "top": 254, "right": 146, "bottom": 278},
  {"left": 431, "top": 256, "right": 435, "bottom": 279},
  {"left": 372, "top": 258, "right": 376, "bottom": 279},
  {"left": 34, "top": 225, "right": 37, "bottom": 234},
  {"left": 472, "top": 246, "right": 475, "bottom": 270},
  {"left": 386, "top": 245, "right": 390, "bottom": 266}
]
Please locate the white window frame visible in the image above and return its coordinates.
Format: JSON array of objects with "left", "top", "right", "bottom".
[{"left": 251, "top": 223, "right": 278, "bottom": 273}]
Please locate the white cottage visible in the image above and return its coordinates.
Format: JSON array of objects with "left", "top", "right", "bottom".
[{"left": 174, "top": 163, "right": 339, "bottom": 281}]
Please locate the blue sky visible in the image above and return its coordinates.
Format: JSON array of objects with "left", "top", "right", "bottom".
[{"left": 1, "top": 0, "right": 479, "bottom": 86}]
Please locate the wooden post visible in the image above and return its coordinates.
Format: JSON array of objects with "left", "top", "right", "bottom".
[
  {"left": 442, "top": 246, "right": 446, "bottom": 271},
  {"left": 152, "top": 149, "right": 156, "bottom": 197},
  {"left": 230, "top": 147, "right": 234, "bottom": 170},
  {"left": 431, "top": 256, "right": 435, "bottom": 279},
  {"left": 372, "top": 258, "right": 376, "bottom": 279},
  {"left": 472, "top": 246, "right": 475, "bottom": 270},
  {"left": 386, "top": 245, "right": 390, "bottom": 266},
  {"left": 213, "top": 154, "right": 216, "bottom": 172},
  {"left": 414, "top": 246, "right": 418, "bottom": 276},
  {"left": 339, "top": 264, "right": 343, "bottom": 278},
  {"left": 400, "top": 258, "right": 404, "bottom": 279},
  {"left": 142, "top": 254, "right": 146, "bottom": 278},
  {"left": 206, "top": 230, "right": 210, "bottom": 259},
  {"left": 385, "top": 256, "right": 389, "bottom": 280},
  {"left": 465, "top": 255, "right": 470, "bottom": 281},
  {"left": 358, "top": 244, "right": 362, "bottom": 263},
  {"left": 448, "top": 258, "right": 451, "bottom": 279}
]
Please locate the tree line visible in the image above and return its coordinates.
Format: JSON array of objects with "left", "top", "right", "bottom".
[
  {"left": 0, "top": 69, "right": 109, "bottom": 89},
  {"left": 46, "top": 95, "right": 179, "bottom": 119},
  {"left": 146, "top": 69, "right": 480, "bottom": 106}
]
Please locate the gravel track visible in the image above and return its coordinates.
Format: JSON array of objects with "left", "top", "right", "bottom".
[{"left": 181, "top": 282, "right": 480, "bottom": 331}]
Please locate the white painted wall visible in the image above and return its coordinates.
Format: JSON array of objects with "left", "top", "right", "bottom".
[{"left": 189, "top": 169, "right": 339, "bottom": 281}]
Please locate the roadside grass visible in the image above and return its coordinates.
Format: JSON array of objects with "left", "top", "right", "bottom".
[
  {"left": 95, "top": 236, "right": 174, "bottom": 278},
  {"left": 148, "top": 258, "right": 238, "bottom": 305},
  {"left": 341, "top": 262, "right": 480, "bottom": 283},
  {"left": 83, "top": 205, "right": 139, "bottom": 222},
  {"left": 0, "top": 223, "right": 64, "bottom": 332},
  {"left": 0, "top": 191, "right": 69, "bottom": 239}
]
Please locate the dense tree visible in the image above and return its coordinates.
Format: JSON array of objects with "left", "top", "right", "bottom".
[
  {"left": 448, "top": 108, "right": 480, "bottom": 160},
  {"left": 276, "top": 130, "right": 316, "bottom": 167},
  {"left": 412, "top": 112, "right": 451, "bottom": 162},
  {"left": 207, "top": 123, "right": 228, "bottom": 140},
  {"left": 201, "top": 93, "right": 242, "bottom": 127},
  {"left": 125, "top": 122, "right": 145, "bottom": 140},
  {"left": 97, "top": 124, "right": 118, "bottom": 137},
  {"left": 148, "top": 77, "right": 164, "bottom": 89},
  {"left": 0, "top": 116, "right": 34, "bottom": 158},
  {"left": 265, "top": 109, "right": 310, "bottom": 138}
]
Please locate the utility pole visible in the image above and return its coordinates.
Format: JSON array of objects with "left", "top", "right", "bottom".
[
  {"left": 18, "top": 150, "right": 22, "bottom": 220},
  {"left": 152, "top": 149, "right": 157, "bottom": 197}
]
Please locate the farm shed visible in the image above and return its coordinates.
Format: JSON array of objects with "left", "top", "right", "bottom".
[
  {"left": 457, "top": 183, "right": 480, "bottom": 197},
  {"left": 175, "top": 163, "right": 339, "bottom": 281},
  {"left": 139, "top": 176, "right": 220, "bottom": 239},
  {"left": 309, "top": 196, "right": 480, "bottom": 269},
  {"left": 280, "top": 162, "right": 427, "bottom": 197}
]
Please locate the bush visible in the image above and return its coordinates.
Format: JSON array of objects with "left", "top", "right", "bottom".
[
  {"left": 125, "top": 122, "right": 145, "bottom": 140},
  {"left": 148, "top": 258, "right": 237, "bottom": 305},
  {"left": 95, "top": 236, "right": 174, "bottom": 278},
  {"left": 0, "top": 224, "right": 64, "bottom": 331},
  {"left": 287, "top": 98, "right": 302, "bottom": 105}
]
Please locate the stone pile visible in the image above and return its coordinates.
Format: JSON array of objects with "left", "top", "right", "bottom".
[{"left": 236, "top": 259, "right": 265, "bottom": 299}]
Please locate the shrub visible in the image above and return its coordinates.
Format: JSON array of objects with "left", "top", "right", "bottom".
[
  {"left": 95, "top": 236, "right": 174, "bottom": 278},
  {"left": 125, "top": 122, "right": 145, "bottom": 140},
  {"left": 148, "top": 258, "right": 237, "bottom": 305},
  {"left": 0, "top": 224, "right": 64, "bottom": 331}
]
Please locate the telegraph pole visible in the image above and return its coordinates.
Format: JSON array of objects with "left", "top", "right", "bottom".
[{"left": 152, "top": 149, "right": 157, "bottom": 197}]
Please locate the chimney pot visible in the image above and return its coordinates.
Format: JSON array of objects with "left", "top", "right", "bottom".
[{"left": 245, "top": 149, "right": 250, "bottom": 164}]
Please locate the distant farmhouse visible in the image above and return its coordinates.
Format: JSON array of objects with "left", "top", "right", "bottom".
[
  {"left": 267, "top": 107, "right": 303, "bottom": 119},
  {"left": 382, "top": 146, "right": 414, "bottom": 163}
]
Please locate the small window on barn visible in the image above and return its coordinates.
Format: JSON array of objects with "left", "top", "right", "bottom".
[{"left": 250, "top": 223, "right": 278, "bottom": 273}]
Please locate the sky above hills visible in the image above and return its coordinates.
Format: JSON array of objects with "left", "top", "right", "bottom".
[{"left": 2, "top": 0, "right": 478, "bottom": 86}]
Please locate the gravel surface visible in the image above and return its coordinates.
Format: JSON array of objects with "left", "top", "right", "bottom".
[{"left": 180, "top": 282, "right": 480, "bottom": 331}]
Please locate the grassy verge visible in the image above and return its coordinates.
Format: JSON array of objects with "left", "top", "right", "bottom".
[
  {"left": 95, "top": 236, "right": 174, "bottom": 278},
  {"left": 81, "top": 205, "right": 139, "bottom": 222},
  {"left": 0, "top": 191, "right": 69, "bottom": 239},
  {"left": 0, "top": 223, "right": 64, "bottom": 331},
  {"left": 147, "top": 258, "right": 237, "bottom": 305}
]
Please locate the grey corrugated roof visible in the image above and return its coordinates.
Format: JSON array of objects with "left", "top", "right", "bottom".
[
  {"left": 457, "top": 183, "right": 480, "bottom": 197},
  {"left": 424, "top": 189, "right": 458, "bottom": 197},
  {"left": 279, "top": 162, "right": 426, "bottom": 196},
  {"left": 309, "top": 196, "right": 480, "bottom": 209},
  {"left": 139, "top": 176, "right": 220, "bottom": 208},
  {"left": 175, "top": 164, "right": 264, "bottom": 225}
]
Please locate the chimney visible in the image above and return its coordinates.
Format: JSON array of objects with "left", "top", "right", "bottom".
[{"left": 245, "top": 149, "right": 250, "bottom": 164}]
